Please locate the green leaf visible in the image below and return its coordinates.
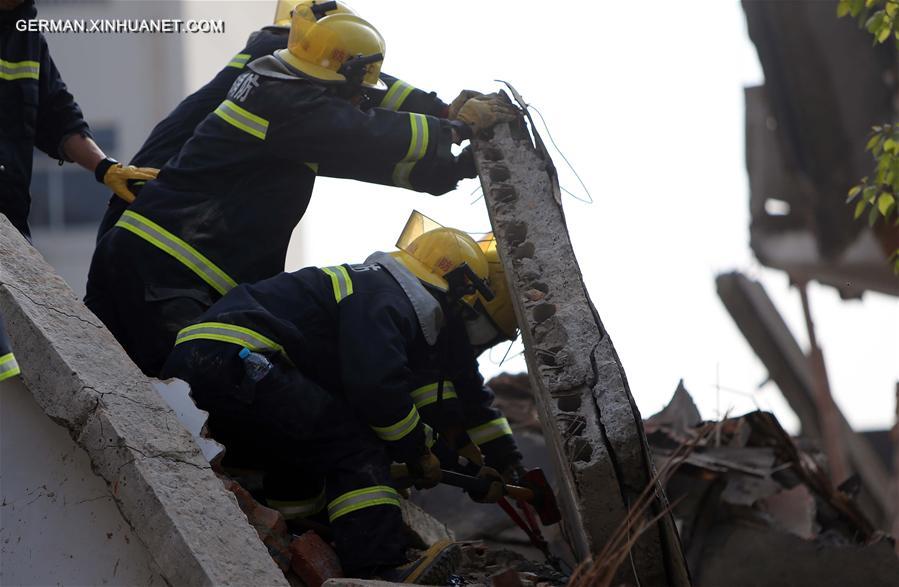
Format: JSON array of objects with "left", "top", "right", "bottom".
[
  {"left": 888, "top": 1, "right": 899, "bottom": 17},
  {"left": 864, "top": 185, "right": 878, "bottom": 203},
  {"left": 867, "top": 134, "right": 881, "bottom": 151},
  {"left": 868, "top": 206, "right": 880, "bottom": 226},
  {"left": 855, "top": 199, "right": 868, "bottom": 219},
  {"left": 878, "top": 192, "right": 896, "bottom": 215},
  {"left": 868, "top": 203, "right": 881, "bottom": 226},
  {"left": 878, "top": 25, "right": 892, "bottom": 43},
  {"left": 866, "top": 11, "right": 885, "bottom": 33},
  {"left": 838, "top": 0, "right": 852, "bottom": 16},
  {"left": 847, "top": 185, "right": 863, "bottom": 202},
  {"left": 885, "top": 138, "right": 898, "bottom": 153}
]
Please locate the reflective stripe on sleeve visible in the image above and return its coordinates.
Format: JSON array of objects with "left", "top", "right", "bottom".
[
  {"left": 268, "top": 490, "right": 326, "bottom": 520},
  {"left": 227, "top": 53, "right": 251, "bottom": 69},
  {"left": 327, "top": 485, "right": 400, "bottom": 522},
  {"left": 380, "top": 79, "right": 415, "bottom": 111},
  {"left": 214, "top": 99, "right": 269, "bottom": 140},
  {"left": 175, "top": 322, "right": 283, "bottom": 353},
  {"left": 115, "top": 211, "right": 238, "bottom": 295},
  {"left": 467, "top": 417, "right": 513, "bottom": 446},
  {"left": 0, "top": 59, "right": 39, "bottom": 81},
  {"left": 410, "top": 381, "right": 457, "bottom": 409},
  {"left": 371, "top": 405, "right": 420, "bottom": 442},
  {"left": 0, "top": 353, "right": 21, "bottom": 382},
  {"left": 391, "top": 113, "right": 429, "bottom": 189},
  {"left": 320, "top": 265, "right": 353, "bottom": 303}
]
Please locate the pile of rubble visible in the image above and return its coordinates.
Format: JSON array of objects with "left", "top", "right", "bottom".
[
  {"left": 220, "top": 470, "right": 567, "bottom": 587},
  {"left": 646, "top": 383, "right": 899, "bottom": 587}
]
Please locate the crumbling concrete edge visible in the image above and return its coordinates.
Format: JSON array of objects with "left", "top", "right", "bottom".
[
  {"left": 473, "top": 117, "right": 690, "bottom": 586},
  {"left": 0, "top": 216, "right": 287, "bottom": 587}
]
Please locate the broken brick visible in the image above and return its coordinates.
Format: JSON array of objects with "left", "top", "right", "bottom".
[
  {"left": 221, "top": 476, "right": 293, "bottom": 572},
  {"left": 289, "top": 531, "right": 344, "bottom": 587}
]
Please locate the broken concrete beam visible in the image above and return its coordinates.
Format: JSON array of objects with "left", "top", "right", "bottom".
[
  {"left": 0, "top": 215, "right": 287, "bottom": 587},
  {"left": 716, "top": 271, "right": 892, "bottom": 524},
  {"left": 472, "top": 107, "right": 691, "bottom": 585}
]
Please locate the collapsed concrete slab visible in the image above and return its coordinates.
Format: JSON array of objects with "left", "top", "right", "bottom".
[
  {"left": 472, "top": 100, "right": 691, "bottom": 585},
  {"left": 647, "top": 386, "right": 899, "bottom": 587},
  {"left": 716, "top": 271, "right": 891, "bottom": 526},
  {"left": 0, "top": 216, "right": 287, "bottom": 586}
]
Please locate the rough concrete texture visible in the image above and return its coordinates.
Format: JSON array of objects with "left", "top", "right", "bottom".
[
  {"left": 473, "top": 113, "right": 690, "bottom": 585},
  {"left": 0, "top": 216, "right": 287, "bottom": 587},
  {"left": 1, "top": 376, "right": 167, "bottom": 586},
  {"left": 400, "top": 499, "right": 455, "bottom": 549}
]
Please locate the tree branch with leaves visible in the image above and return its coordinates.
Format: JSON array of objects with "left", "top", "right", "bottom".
[{"left": 838, "top": 0, "right": 899, "bottom": 273}]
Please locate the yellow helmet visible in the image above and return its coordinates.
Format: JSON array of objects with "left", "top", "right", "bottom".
[
  {"left": 276, "top": 12, "right": 386, "bottom": 90},
  {"left": 476, "top": 233, "right": 518, "bottom": 342},
  {"left": 390, "top": 211, "right": 492, "bottom": 309},
  {"left": 273, "top": 0, "right": 356, "bottom": 28}
]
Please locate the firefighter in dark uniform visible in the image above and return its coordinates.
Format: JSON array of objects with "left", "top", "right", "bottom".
[
  {"left": 1, "top": 0, "right": 156, "bottom": 377},
  {"left": 95, "top": 0, "right": 453, "bottom": 240},
  {"left": 160, "top": 215, "right": 524, "bottom": 581},
  {"left": 85, "top": 10, "right": 516, "bottom": 377}
]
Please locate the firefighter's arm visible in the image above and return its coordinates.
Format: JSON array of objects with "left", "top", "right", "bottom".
[
  {"left": 370, "top": 73, "right": 449, "bottom": 118},
  {"left": 33, "top": 35, "right": 92, "bottom": 161},
  {"left": 272, "top": 95, "right": 474, "bottom": 195},
  {"left": 455, "top": 362, "right": 522, "bottom": 476},
  {"left": 338, "top": 291, "right": 430, "bottom": 464}
]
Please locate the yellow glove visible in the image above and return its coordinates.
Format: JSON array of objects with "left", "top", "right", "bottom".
[
  {"left": 448, "top": 89, "right": 484, "bottom": 120},
  {"left": 468, "top": 466, "right": 505, "bottom": 504},
  {"left": 456, "top": 93, "right": 519, "bottom": 136},
  {"left": 95, "top": 158, "right": 159, "bottom": 203},
  {"left": 406, "top": 451, "right": 442, "bottom": 489}
]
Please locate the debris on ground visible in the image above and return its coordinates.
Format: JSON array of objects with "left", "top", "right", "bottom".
[
  {"left": 646, "top": 382, "right": 899, "bottom": 586},
  {"left": 453, "top": 542, "right": 567, "bottom": 587}
]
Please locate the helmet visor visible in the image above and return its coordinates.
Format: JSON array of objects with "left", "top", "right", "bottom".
[{"left": 396, "top": 210, "right": 444, "bottom": 252}]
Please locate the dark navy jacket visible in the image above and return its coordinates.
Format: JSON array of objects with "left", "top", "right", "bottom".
[
  {"left": 0, "top": 0, "right": 91, "bottom": 238},
  {"left": 113, "top": 54, "right": 468, "bottom": 292},
  {"left": 96, "top": 25, "right": 449, "bottom": 240},
  {"left": 162, "top": 259, "right": 519, "bottom": 469}
]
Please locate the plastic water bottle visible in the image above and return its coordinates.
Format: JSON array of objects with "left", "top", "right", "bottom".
[{"left": 238, "top": 347, "right": 272, "bottom": 382}]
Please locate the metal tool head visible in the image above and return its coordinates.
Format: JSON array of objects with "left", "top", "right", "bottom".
[{"left": 523, "top": 468, "right": 561, "bottom": 526}]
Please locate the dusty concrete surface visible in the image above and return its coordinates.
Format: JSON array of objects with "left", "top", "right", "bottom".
[
  {"left": 0, "top": 376, "right": 167, "bottom": 586},
  {"left": 472, "top": 113, "right": 690, "bottom": 585},
  {"left": 0, "top": 216, "right": 287, "bottom": 586}
]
